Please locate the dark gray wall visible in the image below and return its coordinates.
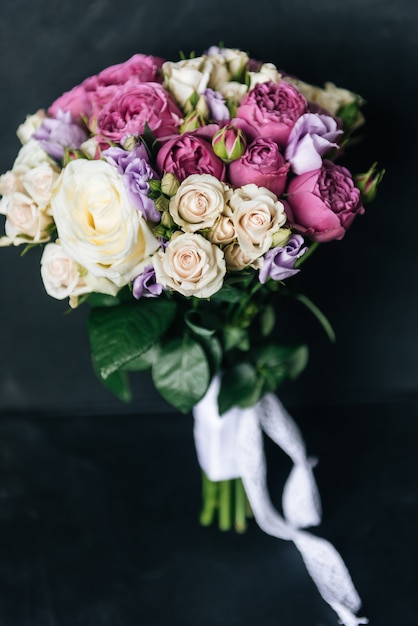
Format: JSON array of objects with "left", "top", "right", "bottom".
[{"left": 0, "top": 0, "right": 416, "bottom": 414}]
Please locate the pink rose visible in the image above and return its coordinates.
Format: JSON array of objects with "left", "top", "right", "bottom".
[
  {"left": 156, "top": 127, "right": 226, "bottom": 181},
  {"left": 228, "top": 138, "right": 290, "bottom": 196},
  {"left": 93, "top": 82, "right": 183, "bottom": 142},
  {"left": 235, "top": 81, "right": 307, "bottom": 147},
  {"left": 48, "top": 83, "right": 93, "bottom": 121},
  {"left": 94, "top": 53, "right": 164, "bottom": 87},
  {"left": 48, "top": 54, "right": 165, "bottom": 121},
  {"left": 286, "top": 159, "right": 364, "bottom": 242}
]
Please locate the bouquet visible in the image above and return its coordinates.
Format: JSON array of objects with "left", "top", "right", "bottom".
[{"left": 0, "top": 45, "right": 383, "bottom": 625}]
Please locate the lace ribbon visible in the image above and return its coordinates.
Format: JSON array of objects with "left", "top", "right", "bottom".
[{"left": 193, "top": 377, "right": 368, "bottom": 626}]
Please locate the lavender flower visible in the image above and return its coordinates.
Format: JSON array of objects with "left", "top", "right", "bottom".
[
  {"left": 204, "top": 89, "right": 230, "bottom": 122},
  {"left": 132, "top": 265, "right": 163, "bottom": 299},
  {"left": 33, "top": 109, "right": 88, "bottom": 161},
  {"left": 285, "top": 113, "right": 342, "bottom": 175},
  {"left": 259, "top": 235, "right": 307, "bottom": 284},
  {"left": 103, "top": 143, "right": 160, "bottom": 222}
]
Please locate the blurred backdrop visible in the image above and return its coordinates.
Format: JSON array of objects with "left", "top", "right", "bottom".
[{"left": 0, "top": 0, "right": 416, "bottom": 415}]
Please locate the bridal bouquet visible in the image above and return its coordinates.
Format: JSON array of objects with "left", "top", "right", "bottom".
[{"left": 0, "top": 45, "right": 382, "bottom": 625}]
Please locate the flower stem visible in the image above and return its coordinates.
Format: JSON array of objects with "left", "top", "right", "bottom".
[
  {"left": 219, "top": 480, "right": 232, "bottom": 531},
  {"left": 234, "top": 478, "right": 248, "bottom": 533},
  {"left": 199, "top": 472, "right": 219, "bottom": 527}
]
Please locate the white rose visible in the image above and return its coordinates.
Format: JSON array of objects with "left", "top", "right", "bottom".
[
  {"left": 222, "top": 48, "right": 249, "bottom": 80},
  {"left": 223, "top": 242, "right": 264, "bottom": 271},
  {"left": 0, "top": 171, "right": 23, "bottom": 196},
  {"left": 41, "top": 242, "right": 91, "bottom": 306},
  {"left": 248, "top": 63, "right": 281, "bottom": 89},
  {"left": 163, "top": 57, "right": 211, "bottom": 109},
  {"left": 12, "top": 139, "right": 56, "bottom": 177},
  {"left": 22, "top": 162, "right": 59, "bottom": 211},
  {"left": 207, "top": 215, "right": 235, "bottom": 245},
  {"left": 284, "top": 77, "right": 363, "bottom": 120},
  {"left": 228, "top": 184, "right": 287, "bottom": 258},
  {"left": 0, "top": 191, "right": 53, "bottom": 245},
  {"left": 205, "top": 54, "right": 230, "bottom": 91},
  {"left": 80, "top": 137, "right": 101, "bottom": 159},
  {"left": 153, "top": 232, "right": 226, "bottom": 298},
  {"left": 219, "top": 81, "right": 249, "bottom": 106},
  {"left": 169, "top": 174, "right": 228, "bottom": 232},
  {"left": 16, "top": 110, "right": 47, "bottom": 145},
  {"left": 51, "top": 159, "right": 160, "bottom": 295}
]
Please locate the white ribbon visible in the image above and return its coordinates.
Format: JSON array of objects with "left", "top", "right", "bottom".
[{"left": 193, "top": 377, "right": 368, "bottom": 626}]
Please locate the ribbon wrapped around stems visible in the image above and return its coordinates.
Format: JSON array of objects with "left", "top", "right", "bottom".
[{"left": 193, "top": 376, "right": 368, "bottom": 626}]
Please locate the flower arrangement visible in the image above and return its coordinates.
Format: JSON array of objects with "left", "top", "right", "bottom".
[{"left": 0, "top": 45, "right": 382, "bottom": 626}]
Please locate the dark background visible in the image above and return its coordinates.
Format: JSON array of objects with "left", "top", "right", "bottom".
[{"left": 0, "top": 1, "right": 416, "bottom": 625}]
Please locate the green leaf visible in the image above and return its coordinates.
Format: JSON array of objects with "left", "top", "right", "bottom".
[
  {"left": 87, "top": 298, "right": 176, "bottom": 381},
  {"left": 218, "top": 363, "right": 263, "bottom": 414},
  {"left": 223, "top": 325, "right": 249, "bottom": 351},
  {"left": 259, "top": 305, "right": 275, "bottom": 337},
  {"left": 97, "top": 368, "right": 132, "bottom": 403},
  {"left": 210, "top": 284, "right": 244, "bottom": 303},
  {"left": 122, "top": 344, "right": 160, "bottom": 371},
  {"left": 255, "top": 344, "right": 309, "bottom": 392},
  {"left": 199, "top": 334, "right": 223, "bottom": 377},
  {"left": 184, "top": 311, "right": 216, "bottom": 338},
  {"left": 152, "top": 335, "right": 210, "bottom": 413}
]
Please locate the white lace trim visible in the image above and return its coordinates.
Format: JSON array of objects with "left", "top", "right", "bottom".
[{"left": 193, "top": 377, "right": 368, "bottom": 626}]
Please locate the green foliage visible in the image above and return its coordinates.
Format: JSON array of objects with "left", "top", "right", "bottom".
[
  {"left": 152, "top": 334, "right": 210, "bottom": 413},
  {"left": 87, "top": 298, "right": 176, "bottom": 399}
]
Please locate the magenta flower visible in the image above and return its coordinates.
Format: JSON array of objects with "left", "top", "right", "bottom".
[
  {"left": 228, "top": 137, "right": 289, "bottom": 196},
  {"left": 286, "top": 160, "right": 364, "bottom": 242},
  {"left": 235, "top": 81, "right": 307, "bottom": 147}
]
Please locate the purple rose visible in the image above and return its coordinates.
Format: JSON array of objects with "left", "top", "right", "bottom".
[
  {"left": 228, "top": 137, "right": 290, "bottom": 196},
  {"left": 286, "top": 160, "right": 365, "bottom": 242},
  {"left": 204, "top": 89, "right": 230, "bottom": 122},
  {"left": 132, "top": 265, "right": 163, "bottom": 298},
  {"left": 103, "top": 144, "right": 160, "bottom": 222},
  {"left": 285, "top": 113, "right": 343, "bottom": 175},
  {"left": 259, "top": 234, "right": 307, "bottom": 283},
  {"left": 156, "top": 126, "right": 226, "bottom": 182},
  {"left": 33, "top": 110, "right": 88, "bottom": 161},
  {"left": 235, "top": 81, "right": 307, "bottom": 147}
]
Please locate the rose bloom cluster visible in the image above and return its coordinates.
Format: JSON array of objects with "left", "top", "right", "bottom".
[{"left": 0, "top": 46, "right": 367, "bottom": 306}]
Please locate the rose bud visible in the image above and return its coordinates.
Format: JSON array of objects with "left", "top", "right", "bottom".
[
  {"left": 212, "top": 125, "right": 247, "bottom": 163},
  {"left": 286, "top": 159, "right": 365, "bottom": 242},
  {"left": 160, "top": 172, "right": 180, "bottom": 197},
  {"left": 354, "top": 162, "right": 385, "bottom": 203}
]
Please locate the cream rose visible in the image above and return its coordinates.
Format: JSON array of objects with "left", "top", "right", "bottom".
[
  {"left": 207, "top": 215, "right": 235, "bottom": 245},
  {"left": 12, "top": 139, "right": 56, "bottom": 178},
  {"left": 41, "top": 242, "right": 91, "bottom": 307},
  {"left": 223, "top": 242, "right": 264, "bottom": 271},
  {"left": 218, "top": 81, "right": 249, "bottom": 106},
  {"left": 169, "top": 174, "right": 227, "bottom": 232},
  {"left": 51, "top": 159, "right": 160, "bottom": 295},
  {"left": 16, "top": 110, "right": 47, "bottom": 145},
  {"left": 163, "top": 57, "right": 211, "bottom": 110},
  {"left": 228, "top": 184, "right": 287, "bottom": 259},
  {"left": 22, "top": 162, "right": 59, "bottom": 211},
  {"left": 0, "top": 191, "right": 53, "bottom": 246},
  {"left": 153, "top": 232, "right": 226, "bottom": 298},
  {"left": 248, "top": 63, "right": 281, "bottom": 89}
]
